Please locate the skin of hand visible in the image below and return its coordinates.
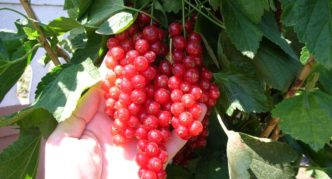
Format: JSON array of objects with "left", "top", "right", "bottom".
[{"left": 45, "top": 85, "right": 207, "bottom": 179}]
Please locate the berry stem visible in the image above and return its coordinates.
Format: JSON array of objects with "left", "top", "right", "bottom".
[
  {"left": 183, "top": 0, "right": 225, "bottom": 29},
  {"left": 182, "top": 0, "right": 186, "bottom": 38},
  {"left": 150, "top": 0, "right": 155, "bottom": 25}
]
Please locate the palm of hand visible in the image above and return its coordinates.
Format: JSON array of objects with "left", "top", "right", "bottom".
[{"left": 46, "top": 86, "right": 207, "bottom": 179}]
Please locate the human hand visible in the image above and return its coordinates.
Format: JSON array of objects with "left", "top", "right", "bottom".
[{"left": 45, "top": 85, "right": 207, "bottom": 179}]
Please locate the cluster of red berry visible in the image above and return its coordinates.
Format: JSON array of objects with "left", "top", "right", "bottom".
[{"left": 101, "top": 13, "right": 219, "bottom": 179}]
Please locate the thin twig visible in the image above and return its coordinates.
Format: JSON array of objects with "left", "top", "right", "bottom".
[
  {"left": 260, "top": 56, "right": 315, "bottom": 139},
  {"left": 56, "top": 46, "right": 70, "bottom": 62},
  {"left": 19, "top": 0, "right": 61, "bottom": 66}
]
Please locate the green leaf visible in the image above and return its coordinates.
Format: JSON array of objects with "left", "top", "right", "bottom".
[
  {"left": 221, "top": 0, "right": 263, "bottom": 54},
  {"left": 0, "top": 130, "right": 41, "bottom": 179},
  {"left": 71, "top": 32, "right": 104, "bottom": 64},
  {"left": 316, "top": 65, "right": 332, "bottom": 95},
  {"left": 236, "top": 0, "right": 270, "bottom": 23},
  {"left": 96, "top": 11, "right": 134, "bottom": 35},
  {"left": 209, "top": 0, "right": 221, "bottom": 11},
  {"left": 62, "top": 27, "right": 87, "bottom": 53},
  {"left": 35, "top": 65, "right": 64, "bottom": 99},
  {"left": 272, "top": 90, "right": 332, "bottom": 151},
  {"left": 214, "top": 68, "right": 271, "bottom": 114},
  {"left": 195, "top": 152, "right": 229, "bottom": 179},
  {"left": 259, "top": 12, "right": 298, "bottom": 60},
  {"left": 281, "top": 0, "right": 332, "bottom": 69},
  {"left": 227, "top": 132, "right": 300, "bottom": 179},
  {"left": 86, "top": 0, "right": 124, "bottom": 26},
  {"left": 0, "top": 41, "right": 37, "bottom": 102},
  {"left": 162, "top": 0, "right": 182, "bottom": 14},
  {"left": 48, "top": 17, "right": 81, "bottom": 33},
  {"left": 33, "top": 59, "right": 100, "bottom": 122},
  {"left": 253, "top": 40, "right": 301, "bottom": 91},
  {"left": 300, "top": 46, "right": 310, "bottom": 64},
  {"left": 22, "top": 27, "right": 39, "bottom": 40},
  {"left": 154, "top": 0, "right": 168, "bottom": 28},
  {"left": 64, "top": 0, "right": 92, "bottom": 18},
  {"left": 201, "top": 35, "right": 220, "bottom": 69}
]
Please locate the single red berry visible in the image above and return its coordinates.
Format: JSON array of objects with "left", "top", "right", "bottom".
[
  {"left": 172, "top": 49, "right": 184, "bottom": 63},
  {"left": 171, "top": 117, "right": 180, "bottom": 128},
  {"left": 154, "top": 88, "right": 170, "bottom": 105},
  {"left": 109, "top": 46, "right": 126, "bottom": 61},
  {"left": 169, "top": 22, "right": 182, "bottom": 37},
  {"left": 143, "top": 25, "right": 159, "bottom": 43},
  {"left": 200, "top": 80, "right": 211, "bottom": 91},
  {"left": 131, "top": 89, "right": 147, "bottom": 104},
  {"left": 120, "top": 39, "right": 134, "bottom": 52},
  {"left": 175, "top": 125, "right": 190, "bottom": 140},
  {"left": 118, "top": 92, "right": 131, "bottom": 106},
  {"left": 145, "top": 142, "right": 160, "bottom": 157},
  {"left": 184, "top": 68, "right": 200, "bottom": 84},
  {"left": 188, "top": 32, "right": 202, "bottom": 43},
  {"left": 146, "top": 101, "right": 161, "bottom": 115},
  {"left": 119, "top": 78, "right": 133, "bottom": 93},
  {"left": 179, "top": 112, "right": 194, "bottom": 127},
  {"left": 107, "top": 38, "right": 120, "bottom": 49},
  {"left": 134, "top": 56, "right": 149, "bottom": 72},
  {"left": 150, "top": 41, "right": 162, "bottom": 55},
  {"left": 147, "top": 157, "right": 163, "bottom": 172},
  {"left": 109, "top": 86, "right": 120, "bottom": 99},
  {"left": 106, "top": 98, "right": 115, "bottom": 110},
  {"left": 158, "top": 111, "right": 172, "bottom": 127},
  {"left": 183, "top": 56, "right": 197, "bottom": 68},
  {"left": 144, "top": 51, "right": 157, "bottom": 63},
  {"left": 201, "top": 68, "right": 213, "bottom": 80},
  {"left": 142, "top": 66, "right": 157, "bottom": 82},
  {"left": 172, "top": 36, "right": 187, "bottom": 50},
  {"left": 209, "top": 84, "right": 220, "bottom": 99},
  {"left": 136, "top": 152, "right": 149, "bottom": 167},
  {"left": 137, "top": 139, "right": 148, "bottom": 152},
  {"left": 170, "top": 102, "right": 185, "bottom": 116},
  {"left": 113, "top": 65, "right": 124, "bottom": 77},
  {"left": 148, "top": 129, "right": 163, "bottom": 144},
  {"left": 157, "top": 171, "right": 167, "bottom": 179},
  {"left": 172, "top": 63, "right": 186, "bottom": 77},
  {"left": 159, "top": 128, "right": 171, "bottom": 142},
  {"left": 124, "top": 128, "right": 135, "bottom": 139},
  {"left": 189, "top": 121, "right": 203, "bottom": 136},
  {"left": 127, "top": 115, "right": 140, "bottom": 128},
  {"left": 190, "top": 86, "right": 203, "bottom": 100},
  {"left": 158, "top": 150, "right": 168, "bottom": 164},
  {"left": 154, "top": 75, "right": 169, "bottom": 88},
  {"left": 186, "top": 41, "right": 202, "bottom": 57},
  {"left": 170, "top": 89, "right": 183, "bottom": 102},
  {"left": 123, "top": 64, "right": 137, "bottom": 79},
  {"left": 105, "top": 71, "right": 116, "bottom": 85},
  {"left": 116, "top": 108, "right": 130, "bottom": 121},
  {"left": 159, "top": 60, "right": 172, "bottom": 76},
  {"left": 181, "top": 94, "right": 196, "bottom": 108},
  {"left": 136, "top": 127, "right": 148, "bottom": 139},
  {"left": 189, "top": 104, "right": 202, "bottom": 119},
  {"left": 131, "top": 75, "right": 147, "bottom": 89},
  {"left": 138, "top": 12, "right": 151, "bottom": 24},
  {"left": 135, "top": 39, "right": 150, "bottom": 55},
  {"left": 113, "top": 134, "right": 127, "bottom": 145},
  {"left": 128, "top": 23, "right": 138, "bottom": 35},
  {"left": 168, "top": 76, "right": 182, "bottom": 90},
  {"left": 180, "top": 82, "right": 192, "bottom": 93},
  {"left": 185, "top": 20, "right": 194, "bottom": 33},
  {"left": 141, "top": 170, "right": 157, "bottom": 179},
  {"left": 143, "top": 115, "right": 159, "bottom": 129}
]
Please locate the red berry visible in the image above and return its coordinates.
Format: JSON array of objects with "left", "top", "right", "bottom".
[
  {"left": 142, "top": 66, "right": 157, "bottom": 82},
  {"left": 109, "top": 86, "right": 120, "bottom": 99},
  {"left": 186, "top": 41, "right": 202, "bottom": 57},
  {"left": 131, "top": 75, "right": 147, "bottom": 89},
  {"left": 136, "top": 152, "right": 149, "bottom": 167},
  {"left": 113, "top": 134, "right": 127, "bottom": 145},
  {"left": 124, "top": 128, "right": 135, "bottom": 139},
  {"left": 184, "top": 68, "right": 200, "bottom": 84},
  {"left": 171, "top": 117, "right": 180, "bottom": 128},
  {"left": 147, "top": 157, "right": 163, "bottom": 172},
  {"left": 189, "top": 104, "right": 202, "bottom": 119},
  {"left": 120, "top": 78, "right": 133, "bottom": 93},
  {"left": 169, "top": 22, "right": 182, "bottom": 37},
  {"left": 121, "top": 39, "right": 134, "bottom": 52},
  {"left": 183, "top": 56, "right": 197, "bottom": 68},
  {"left": 158, "top": 111, "right": 172, "bottom": 127},
  {"left": 158, "top": 150, "right": 168, "bottom": 164},
  {"left": 115, "top": 31, "right": 129, "bottom": 41},
  {"left": 170, "top": 89, "right": 183, "bottom": 102},
  {"left": 138, "top": 12, "right": 151, "bottom": 24},
  {"left": 185, "top": 20, "right": 193, "bottom": 33},
  {"left": 157, "top": 171, "right": 167, "bottom": 179},
  {"left": 159, "top": 60, "right": 172, "bottom": 76},
  {"left": 148, "top": 129, "right": 163, "bottom": 143},
  {"left": 143, "top": 25, "right": 159, "bottom": 43},
  {"left": 127, "top": 115, "right": 140, "bottom": 128},
  {"left": 141, "top": 170, "right": 157, "bottom": 179},
  {"left": 154, "top": 88, "right": 170, "bottom": 105},
  {"left": 168, "top": 76, "right": 182, "bottom": 90},
  {"left": 150, "top": 41, "right": 162, "bottom": 55},
  {"left": 144, "top": 51, "right": 157, "bottom": 63},
  {"left": 118, "top": 92, "right": 131, "bottom": 106},
  {"left": 116, "top": 108, "right": 130, "bottom": 121},
  {"left": 154, "top": 75, "right": 169, "bottom": 88},
  {"left": 136, "top": 127, "right": 148, "bottom": 139},
  {"left": 172, "top": 36, "right": 187, "bottom": 50},
  {"left": 137, "top": 139, "right": 148, "bottom": 152},
  {"left": 172, "top": 63, "right": 186, "bottom": 77},
  {"left": 179, "top": 112, "right": 194, "bottom": 127},
  {"left": 123, "top": 64, "right": 137, "bottom": 79},
  {"left": 135, "top": 39, "right": 150, "bottom": 54},
  {"left": 126, "top": 50, "right": 139, "bottom": 64},
  {"left": 181, "top": 94, "right": 196, "bottom": 108},
  {"left": 189, "top": 121, "right": 203, "bottom": 136},
  {"left": 170, "top": 102, "right": 185, "bottom": 116},
  {"left": 145, "top": 142, "right": 160, "bottom": 157},
  {"left": 105, "top": 55, "right": 118, "bottom": 69},
  {"left": 172, "top": 49, "right": 184, "bottom": 63},
  {"left": 190, "top": 86, "right": 203, "bottom": 100},
  {"left": 146, "top": 101, "right": 161, "bottom": 115},
  {"left": 175, "top": 125, "right": 190, "bottom": 140},
  {"left": 107, "top": 38, "right": 120, "bottom": 49},
  {"left": 143, "top": 115, "right": 159, "bottom": 129},
  {"left": 134, "top": 56, "right": 149, "bottom": 72},
  {"left": 188, "top": 32, "right": 202, "bottom": 43},
  {"left": 131, "top": 89, "right": 147, "bottom": 104}
]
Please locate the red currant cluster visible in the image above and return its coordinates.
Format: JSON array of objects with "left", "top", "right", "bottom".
[{"left": 102, "top": 13, "right": 219, "bottom": 179}]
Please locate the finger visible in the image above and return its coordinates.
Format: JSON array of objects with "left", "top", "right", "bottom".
[
  {"left": 48, "top": 85, "right": 102, "bottom": 143},
  {"left": 166, "top": 104, "right": 207, "bottom": 161}
]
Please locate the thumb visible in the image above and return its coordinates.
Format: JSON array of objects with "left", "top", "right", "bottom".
[
  {"left": 166, "top": 104, "right": 207, "bottom": 161},
  {"left": 47, "top": 85, "right": 102, "bottom": 143}
]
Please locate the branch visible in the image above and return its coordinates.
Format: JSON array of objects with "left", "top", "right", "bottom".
[
  {"left": 260, "top": 56, "right": 315, "bottom": 139},
  {"left": 56, "top": 46, "right": 70, "bottom": 62},
  {"left": 19, "top": 0, "right": 61, "bottom": 66}
]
